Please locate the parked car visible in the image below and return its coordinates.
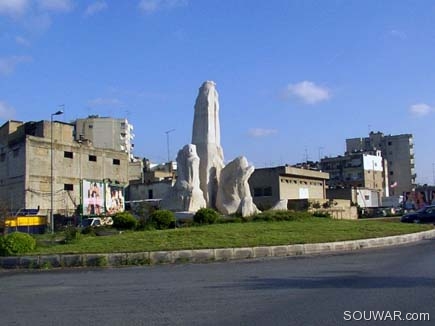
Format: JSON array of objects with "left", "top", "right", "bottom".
[
  {"left": 400, "top": 205, "right": 435, "bottom": 224},
  {"left": 79, "top": 216, "right": 113, "bottom": 228}
]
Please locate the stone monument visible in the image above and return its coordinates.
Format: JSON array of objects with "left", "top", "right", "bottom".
[
  {"left": 192, "top": 81, "right": 225, "bottom": 208},
  {"left": 160, "top": 144, "right": 206, "bottom": 212},
  {"left": 161, "top": 80, "right": 259, "bottom": 217},
  {"left": 216, "top": 156, "right": 260, "bottom": 216}
]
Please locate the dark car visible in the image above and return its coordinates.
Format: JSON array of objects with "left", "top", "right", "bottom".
[{"left": 400, "top": 205, "right": 435, "bottom": 224}]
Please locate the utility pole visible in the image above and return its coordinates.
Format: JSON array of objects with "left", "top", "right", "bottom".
[
  {"left": 50, "top": 107, "right": 64, "bottom": 233},
  {"left": 165, "top": 129, "right": 175, "bottom": 162}
]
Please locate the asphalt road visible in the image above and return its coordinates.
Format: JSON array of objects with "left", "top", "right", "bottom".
[{"left": 1, "top": 240, "right": 435, "bottom": 326}]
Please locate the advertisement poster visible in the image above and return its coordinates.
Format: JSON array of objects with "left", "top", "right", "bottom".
[
  {"left": 104, "top": 183, "right": 125, "bottom": 215},
  {"left": 82, "top": 180, "right": 105, "bottom": 215}
]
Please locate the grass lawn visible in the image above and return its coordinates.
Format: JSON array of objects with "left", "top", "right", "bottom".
[{"left": 31, "top": 217, "right": 433, "bottom": 256}]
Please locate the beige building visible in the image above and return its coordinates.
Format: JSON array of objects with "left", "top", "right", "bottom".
[
  {"left": 248, "top": 165, "right": 329, "bottom": 210},
  {"left": 0, "top": 120, "right": 131, "bottom": 216},
  {"left": 346, "top": 132, "right": 415, "bottom": 195}
]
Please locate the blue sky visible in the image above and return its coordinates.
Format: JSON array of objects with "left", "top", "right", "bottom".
[{"left": 1, "top": 0, "right": 435, "bottom": 185}]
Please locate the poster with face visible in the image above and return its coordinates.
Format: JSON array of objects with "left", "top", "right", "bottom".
[
  {"left": 82, "top": 180, "right": 105, "bottom": 215},
  {"left": 105, "top": 183, "right": 125, "bottom": 215}
]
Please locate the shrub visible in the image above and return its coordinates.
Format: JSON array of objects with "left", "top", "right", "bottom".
[
  {"left": 81, "top": 226, "right": 96, "bottom": 235},
  {"left": 312, "top": 211, "right": 331, "bottom": 218},
  {"left": 149, "top": 210, "right": 175, "bottom": 230},
  {"left": 252, "top": 210, "right": 313, "bottom": 222},
  {"left": 0, "top": 232, "right": 36, "bottom": 256},
  {"left": 63, "top": 226, "right": 81, "bottom": 243},
  {"left": 112, "top": 212, "right": 138, "bottom": 230},
  {"left": 193, "top": 208, "right": 220, "bottom": 225}
]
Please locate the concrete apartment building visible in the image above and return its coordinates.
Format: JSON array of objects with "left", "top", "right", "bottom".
[
  {"left": 0, "top": 120, "right": 131, "bottom": 217},
  {"left": 248, "top": 165, "right": 329, "bottom": 210},
  {"left": 75, "top": 116, "right": 135, "bottom": 161},
  {"left": 346, "top": 132, "right": 415, "bottom": 195},
  {"left": 320, "top": 151, "right": 386, "bottom": 197}
]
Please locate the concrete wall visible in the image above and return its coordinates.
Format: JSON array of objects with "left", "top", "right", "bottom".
[
  {"left": 248, "top": 168, "right": 280, "bottom": 210},
  {"left": 0, "top": 141, "right": 26, "bottom": 211},
  {"left": 127, "top": 181, "right": 174, "bottom": 201}
]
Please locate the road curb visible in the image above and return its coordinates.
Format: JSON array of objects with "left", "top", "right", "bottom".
[{"left": 2, "top": 229, "right": 435, "bottom": 269}]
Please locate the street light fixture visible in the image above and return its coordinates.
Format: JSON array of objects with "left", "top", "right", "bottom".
[{"left": 51, "top": 108, "right": 64, "bottom": 233}]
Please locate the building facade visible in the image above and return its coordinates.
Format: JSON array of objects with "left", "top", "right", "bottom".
[
  {"left": 320, "top": 151, "right": 386, "bottom": 198},
  {"left": 0, "top": 120, "right": 131, "bottom": 217},
  {"left": 75, "top": 116, "right": 135, "bottom": 161},
  {"left": 346, "top": 132, "right": 415, "bottom": 195},
  {"left": 248, "top": 165, "right": 329, "bottom": 210}
]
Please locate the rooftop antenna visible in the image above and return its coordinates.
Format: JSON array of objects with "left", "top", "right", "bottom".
[
  {"left": 304, "top": 146, "right": 309, "bottom": 163},
  {"left": 318, "top": 146, "right": 324, "bottom": 161}
]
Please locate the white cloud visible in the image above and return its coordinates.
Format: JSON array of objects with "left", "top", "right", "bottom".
[
  {"left": 37, "top": 0, "right": 73, "bottom": 13},
  {"left": 389, "top": 29, "right": 407, "bottom": 40},
  {"left": 0, "top": 56, "right": 32, "bottom": 75},
  {"left": 84, "top": 1, "right": 107, "bottom": 16},
  {"left": 138, "top": 0, "right": 188, "bottom": 13},
  {"left": 285, "top": 81, "right": 331, "bottom": 104},
  {"left": 248, "top": 128, "right": 278, "bottom": 137},
  {"left": 0, "top": 101, "right": 16, "bottom": 119},
  {"left": 0, "top": 0, "right": 29, "bottom": 16},
  {"left": 15, "top": 35, "right": 31, "bottom": 46},
  {"left": 87, "top": 97, "right": 123, "bottom": 108},
  {"left": 409, "top": 103, "right": 433, "bottom": 117}
]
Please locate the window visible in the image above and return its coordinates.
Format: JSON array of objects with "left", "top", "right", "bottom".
[
  {"left": 113, "top": 159, "right": 120, "bottom": 165},
  {"left": 64, "top": 151, "right": 73, "bottom": 159},
  {"left": 89, "top": 155, "right": 97, "bottom": 162},
  {"left": 148, "top": 189, "right": 153, "bottom": 199},
  {"left": 64, "top": 184, "right": 74, "bottom": 191},
  {"left": 88, "top": 124, "right": 93, "bottom": 129},
  {"left": 254, "top": 188, "right": 263, "bottom": 197},
  {"left": 0, "top": 153, "right": 5, "bottom": 162},
  {"left": 263, "top": 187, "right": 272, "bottom": 196},
  {"left": 390, "top": 171, "right": 394, "bottom": 175}
]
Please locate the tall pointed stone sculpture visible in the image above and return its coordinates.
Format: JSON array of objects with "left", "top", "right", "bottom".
[
  {"left": 192, "top": 81, "right": 225, "bottom": 208},
  {"left": 160, "top": 144, "right": 206, "bottom": 212}
]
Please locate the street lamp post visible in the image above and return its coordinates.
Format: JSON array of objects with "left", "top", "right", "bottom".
[
  {"left": 165, "top": 129, "right": 175, "bottom": 163},
  {"left": 51, "top": 109, "right": 64, "bottom": 233}
]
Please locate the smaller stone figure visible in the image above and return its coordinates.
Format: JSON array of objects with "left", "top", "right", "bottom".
[
  {"left": 161, "top": 144, "right": 206, "bottom": 212},
  {"left": 216, "top": 156, "right": 260, "bottom": 217}
]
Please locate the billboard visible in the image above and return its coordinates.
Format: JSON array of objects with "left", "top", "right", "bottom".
[
  {"left": 104, "top": 183, "right": 125, "bottom": 215},
  {"left": 81, "top": 180, "right": 125, "bottom": 216},
  {"left": 82, "top": 180, "right": 105, "bottom": 215}
]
